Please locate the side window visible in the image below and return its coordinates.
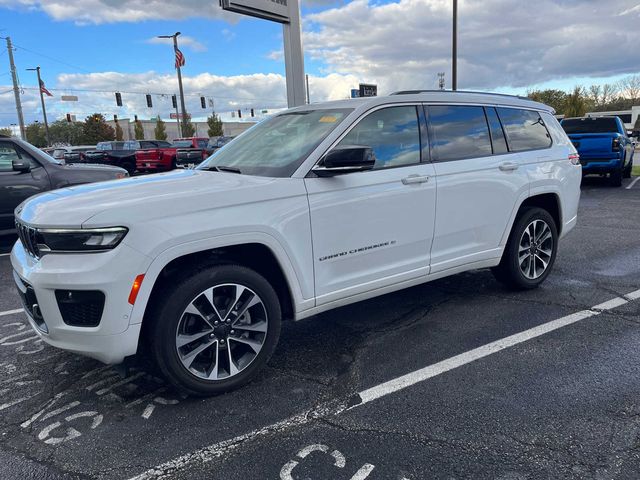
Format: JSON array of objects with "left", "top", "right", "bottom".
[
  {"left": 0, "top": 144, "right": 21, "bottom": 172},
  {"left": 484, "top": 107, "right": 508, "bottom": 154},
  {"left": 428, "top": 105, "right": 492, "bottom": 161},
  {"left": 337, "top": 106, "right": 421, "bottom": 169},
  {"left": 497, "top": 108, "right": 552, "bottom": 152}
]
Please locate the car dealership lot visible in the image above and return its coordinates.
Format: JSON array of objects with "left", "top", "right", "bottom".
[{"left": 0, "top": 176, "right": 639, "bottom": 480}]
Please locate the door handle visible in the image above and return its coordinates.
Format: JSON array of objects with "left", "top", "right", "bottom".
[
  {"left": 401, "top": 174, "right": 430, "bottom": 185},
  {"left": 499, "top": 162, "right": 519, "bottom": 171}
]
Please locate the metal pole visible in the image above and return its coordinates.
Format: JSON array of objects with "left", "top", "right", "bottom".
[
  {"left": 452, "top": 0, "right": 458, "bottom": 91},
  {"left": 282, "top": 0, "right": 306, "bottom": 107},
  {"left": 5, "top": 37, "right": 26, "bottom": 140},
  {"left": 173, "top": 33, "right": 189, "bottom": 137},
  {"left": 175, "top": 98, "right": 181, "bottom": 138},
  {"left": 305, "top": 74, "right": 310, "bottom": 104},
  {"left": 35, "top": 67, "right": 51, "bottom": 146}
]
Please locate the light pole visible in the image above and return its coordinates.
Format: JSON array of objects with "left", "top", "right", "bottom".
[
  {"left": 158, "top": 32, "right": 188, "bottom": 137},
  {"left": 27, "top": 66, "right": 51, "bottom": 146},
  {"left": 452, "top": 0, "right": 458, "bottom": 91}
]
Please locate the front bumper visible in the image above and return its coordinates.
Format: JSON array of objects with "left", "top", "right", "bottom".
[{"left": 10, "top": 240, "right": 150, "bottom": 364}]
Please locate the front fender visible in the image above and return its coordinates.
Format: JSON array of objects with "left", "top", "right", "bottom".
[{"left": 127, "top": 231, "right": 312, "bottom": 326}]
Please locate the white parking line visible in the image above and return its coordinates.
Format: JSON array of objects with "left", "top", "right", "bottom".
[
  {"left": 0, "top": 308, "right": 24, "bottom": 317},
  {"left": 128, "top": 288, "right": 640, "bottom": 480},
  {"left": 626, "top": 177, "right": 640, "bottom": 190}
]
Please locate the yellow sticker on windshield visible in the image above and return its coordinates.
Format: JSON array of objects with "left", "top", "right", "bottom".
[{"left": 319, "top": 116, "right": 338, "bottom": 123}]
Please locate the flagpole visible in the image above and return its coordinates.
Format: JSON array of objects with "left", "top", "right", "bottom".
[
  {"left": 28, "top": 66, "right": 51, "bottom": 146},
  {"left": 158, "top": 32, "right": 188, "bottom": 137}
]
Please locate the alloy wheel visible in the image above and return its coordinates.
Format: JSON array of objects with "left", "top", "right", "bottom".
[{"left": 518, "top": 219, "right": 554, "bottom": 280}]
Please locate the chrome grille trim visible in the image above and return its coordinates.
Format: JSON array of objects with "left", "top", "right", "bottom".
[{"left": 15, "top": 221, "right": 41, "bottom": 259}]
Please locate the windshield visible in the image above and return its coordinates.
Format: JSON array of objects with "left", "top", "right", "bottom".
[
  {"left": 198, "top": 109, "right": 352, "bottom": 177},
  {"left": 20, "top": 139, "right": 62, "bottom": 164},
  {"left": 561, "top": 117, "right": 620, "bottom": 134}
]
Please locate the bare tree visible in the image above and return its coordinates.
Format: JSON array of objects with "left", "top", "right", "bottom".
[
  {"left": 588, "top": 85, "right": 601, "bottom": 106},
  {"left": 618, "top": 75, "right": 640, "bottom": 102},
  {"left": 601, "top": 83, "right": 618, "bottom": 105}
]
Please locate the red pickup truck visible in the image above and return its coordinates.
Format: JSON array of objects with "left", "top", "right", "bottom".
[{"left": 135, "top": 137, "right": 209, "bottom": 173}]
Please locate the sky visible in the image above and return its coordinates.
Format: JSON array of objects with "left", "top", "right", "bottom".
[{"left": 1, "top": 0, "right": 640, "bottom": 127}]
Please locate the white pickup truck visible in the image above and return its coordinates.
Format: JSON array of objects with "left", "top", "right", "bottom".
[{"left": 11, "top": 91, "right": 581, "bottom": 395}]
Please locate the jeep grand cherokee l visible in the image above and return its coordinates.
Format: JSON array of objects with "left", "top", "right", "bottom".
[{"left": 11, "top": 91, "right": 581, "bottom": 395}]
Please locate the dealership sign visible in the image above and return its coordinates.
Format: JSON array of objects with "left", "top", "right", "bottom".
[{"left": 220, "top": 0, "right": 290, "bottom": 23}]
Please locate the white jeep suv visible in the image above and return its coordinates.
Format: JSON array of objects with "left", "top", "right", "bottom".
[{"left": 12, "top": 91, "right": 581, "bottom": 395}]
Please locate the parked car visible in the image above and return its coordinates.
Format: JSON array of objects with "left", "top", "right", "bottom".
[
  {"left": 52, "top": 145, "right": 97, "bottom": 164},
  {"left": 85, "top": 140, "right": 171, "bottom": 176},
  {"left": 11, "top": 91, "right": 581, "bottom": 395},
  {"left": 0, "top": 134, "right": 127, "bottom": 235},
  {"left": 175, "top": 137, "right": 233, "bottom": 169},
  {"left": 136, "top": 137, "right": 209, "bottom": 172},
  {"left": 560, "top": 116, "right": 634, "bottom": 186}
]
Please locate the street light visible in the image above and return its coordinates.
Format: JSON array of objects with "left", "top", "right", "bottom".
[
  {"left": 27, "top": 66, "right": 51, "bottom": 146},
  {"left": 158, "top": 31, "right": 188, "bottom": 137}
]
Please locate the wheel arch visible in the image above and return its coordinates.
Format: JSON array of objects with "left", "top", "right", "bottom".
[
  {"left": 129, "top": 234, "right": 306, "bottom": 331},
  {"left": 501, "top": 191, "right": 563, "bottom": 247}
]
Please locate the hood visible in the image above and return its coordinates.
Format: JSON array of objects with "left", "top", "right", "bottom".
[{"left": 16, "top": 169, "right": 288, "bottom": 228}]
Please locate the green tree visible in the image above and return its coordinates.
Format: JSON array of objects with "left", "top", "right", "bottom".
[
  {"left": 0, "top": 127, "right": 13, "bottom": 136},
  {"left": 181, "top": 118, "right": 195, "bottom": 138},
  {"left": 115, "top": 122, "right": 124, "bottom": 141},
  {"left": 49, "top": 120, "right": 85, "bottom": 145},
  {"left": 207, "top": 112, "right": 223, "bottom": 137},
  {"left": 564, "top": 86, "right": 588, "bottom": 118},
  {"left": 527, "top": 89, "right": 568, "bottom": 114},
  {"left": 82, "top": 114, "right": 115, "bottom": 144},
  {"left": 154, "top": 116, "right": 167, "bottom": 140},
  {"left": 25, "top": 122, "right": 47, "bottom": 147},
  {"left": 134, "top": 120, "right": 145, "bottom": 140}
]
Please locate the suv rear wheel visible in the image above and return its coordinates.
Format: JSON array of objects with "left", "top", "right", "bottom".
[
  {"left": 623, "top": 160, "right": 632, "bottom": 179},
  {"left": 492, "top": 207, "right": 558, "bottom": 290},
  {"left": 147, "top": 264, "right": 282, "bottom": 396},
  {"left": 610, "top": 166, "right": 623, "bottom": 187}
]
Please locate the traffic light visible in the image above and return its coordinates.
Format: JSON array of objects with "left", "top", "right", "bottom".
[
  {"left": 237, "top": 109, "right": 242, "bottom": 119},
  {"left": 250, "top": 108, "right": 255, "bottom": 117},
  {"left": 146, "top": 94, "right": 153, "bottom": 108},
  {"left": 134, "top": 115, "right": 138, "bottom": 122},
  {"left": 200, "top": 96, "right": 206, "bottom": 109},
  {"left": 171, "top": 95, "right": 177, "bottom": 109},
  {"left": 66, "top": 113, "right": 72, "bottom": 123},
  {"left": 113, "top": 114, "right": 118, "bottom": 122},
  {"left": 115, "top": 92, "right": 122, "bottom": 107}
]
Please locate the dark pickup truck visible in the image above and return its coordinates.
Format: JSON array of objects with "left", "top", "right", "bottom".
[
  {"left": 84, "top": 140, "right": 171, "bottom": 175},
  {"left": 560, "top": 116, "right": 635, "bottom": 186}
]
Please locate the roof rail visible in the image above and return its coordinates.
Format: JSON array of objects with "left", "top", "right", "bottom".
[{"left": 390, "top": 89, "right": 531, "bottom": 101}]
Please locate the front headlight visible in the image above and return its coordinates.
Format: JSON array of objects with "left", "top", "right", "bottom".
[{"left": 37, "top": 227, "right": 128, "bottom": 253}]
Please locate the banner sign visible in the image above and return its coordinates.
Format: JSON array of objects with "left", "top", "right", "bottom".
[
  {"left": 220, "top": 0, "right": 290, "bottom": 23},
  {"left": 61, "top": 95, "right": 79, "bottom": 102}
]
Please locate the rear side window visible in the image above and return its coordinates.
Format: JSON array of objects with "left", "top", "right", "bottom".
[
  {"left": 497, "top": 108, "right": 552, "bottom": 152},
  {"left": 428, "top": 105, "right": 492, "bottom": 161},
  {"left": 484, "top": 107, "right": 508, "bottom": 154}
]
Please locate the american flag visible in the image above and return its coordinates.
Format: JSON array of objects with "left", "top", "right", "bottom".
[
  {"left": 174, "top": 45, "right": 186, "bottom": 69},
  {"left": 39, "top": 79, "right": 53, "bottom": 97}
]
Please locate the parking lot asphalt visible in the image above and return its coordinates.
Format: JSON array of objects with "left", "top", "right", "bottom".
[{"left": 0, "top": 175, "right": 639, "bottom": 480}]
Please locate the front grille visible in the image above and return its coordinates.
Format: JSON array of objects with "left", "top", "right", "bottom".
[
  {"left": 55, "top": 290, "right": 105, "bottom": 327},
  {"left": 15, "top": 221, "right": 41, "bottom": 259}
]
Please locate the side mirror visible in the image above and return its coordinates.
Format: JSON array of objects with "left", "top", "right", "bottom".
[
  {"left": 12, "top": 159, "right": 31, "bottom": 173},
  {"left": 313, "top": 146, "right": 375, "bottom": 177}
]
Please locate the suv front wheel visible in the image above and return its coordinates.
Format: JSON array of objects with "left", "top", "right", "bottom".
[
  {"left": 147, "top": 264, "right": 282, "bottom": 396},
  {"left": 492, "top": 207, "right": 558, "bottom": 290}
]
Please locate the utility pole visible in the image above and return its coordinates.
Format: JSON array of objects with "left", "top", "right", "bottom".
[
  {"left": 305, "top": 74, "right": 310, "bottom": 104},
  {"left": 5, "top": 37, "right": 26, "bottom": 139},
  {"left": 452, "top": 0, "right": 458, "bottom": 91},
  {"left": 27, "top": 66, "right": 50, "bottom": 146},
  {"left": 158, "top": 32, "right": 188, "bottom": 137}
]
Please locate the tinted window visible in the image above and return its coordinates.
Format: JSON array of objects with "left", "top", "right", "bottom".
[
  {"left": 561, "top": 117, "right": 619, "bottom": 134},
  {"left": 338, "top": 106, "right": 421, "bottom": 169},
  {"left": 197, "top": 140, "right": 208, "bottom": 148},
  {"left": 498, "top": 108, "right": 552, "bottom": 151},
  {"left": 485, "top": 107, "right": 508, "bottom": 154},
  {"left": 428, "top": 105, "right": 492, "bottom": 161},
  {"left": 172, "top": 140, "right": 193, "bottom": 148}
]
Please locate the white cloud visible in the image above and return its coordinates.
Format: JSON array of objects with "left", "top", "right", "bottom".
[{"left": 146, "top": 36, "right": 207, "bottom": 52}]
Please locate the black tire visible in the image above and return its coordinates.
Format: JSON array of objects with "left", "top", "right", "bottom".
[
  {"left": 623, "top": 159, "right": 633, "bottom": 179},
  {"left": 610, "top": 167, "right": 623, "bottom": 187},
  {"left": 492, "top": 207, "right": 558, "bottom": 290},
  {"left": 146, "top": 264, "right": 282, "bottom": 396},
  {"left": 123, "top": 162, "right": 136, "bottom": 176}
]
